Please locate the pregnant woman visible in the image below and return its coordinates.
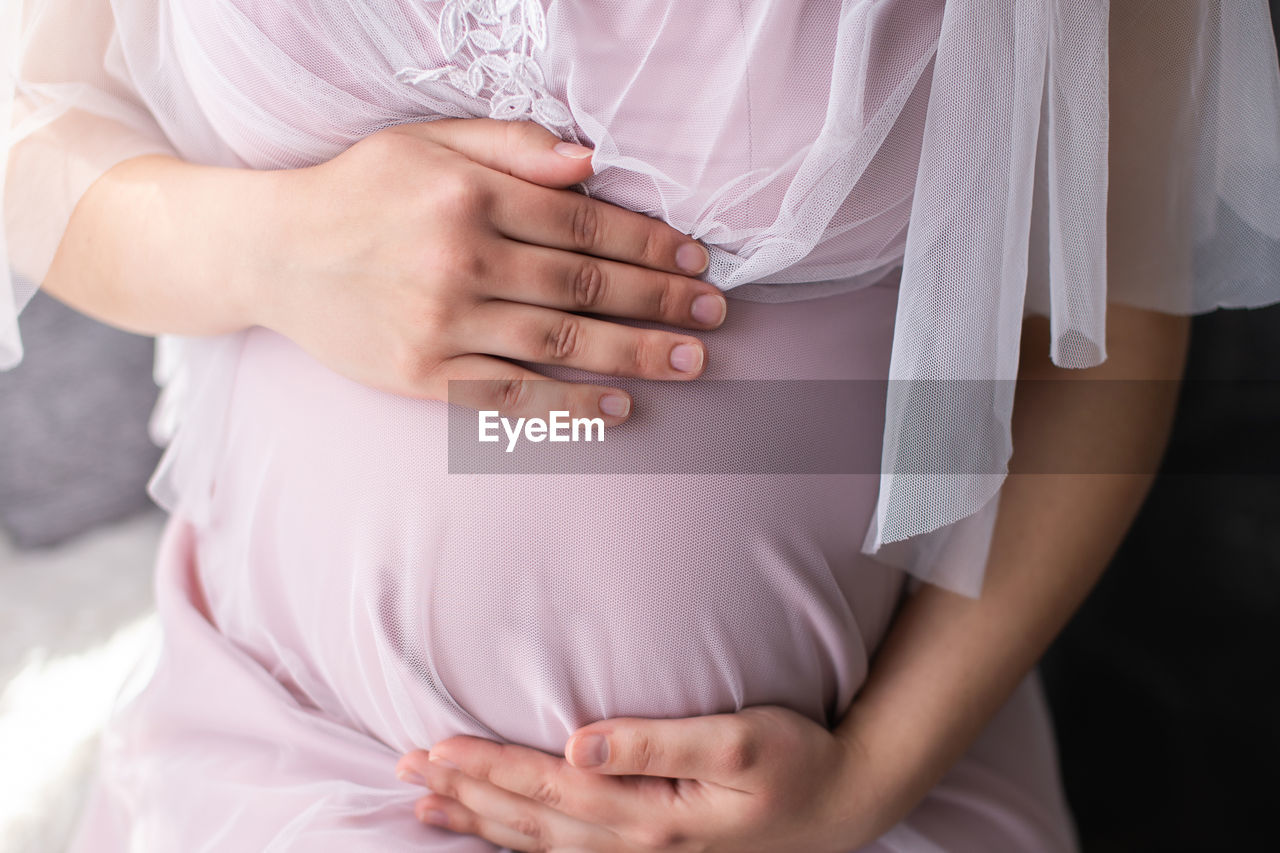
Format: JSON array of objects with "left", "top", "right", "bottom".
[{"left": 5, "top": 1, "right": 1280, "bottom": 851}]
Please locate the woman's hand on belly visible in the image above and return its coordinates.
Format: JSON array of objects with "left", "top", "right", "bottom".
[
  {"left": 249, "top": 118, "right": 725, "bottom": 424},
  {"left": 394, "top": 705, "right": 878, "bottom": 852}
]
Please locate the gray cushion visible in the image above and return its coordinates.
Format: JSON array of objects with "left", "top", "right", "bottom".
[{"left": 0, "top": 289, "right": 162, "bottom": 549}]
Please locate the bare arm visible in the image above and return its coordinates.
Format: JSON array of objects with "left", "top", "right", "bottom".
[
  {"left": 42, "top": 153, "right": 265, "bottom": 338},
  {"left": 38, "top": 119, "right": 724, "bottom": 420},
  {"left": 831, "top": 302, "right": 1191, "bottom": 842}
]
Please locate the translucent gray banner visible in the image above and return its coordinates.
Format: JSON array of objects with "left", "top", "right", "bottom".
[{"left": 445, "top": 379, "right": 1279, "bottom": 475}]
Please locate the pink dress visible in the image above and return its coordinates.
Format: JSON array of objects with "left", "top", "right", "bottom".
[
  {"left": 71, "top": 278, "right": 1077, "bottom": 851},
  {"left": 4, "top": 2, "right": 1279, "bottom": 851}
]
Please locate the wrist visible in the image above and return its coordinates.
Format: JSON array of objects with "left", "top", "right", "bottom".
[
  {"left": 134, "top": 154, "right": 294, "bottom": 336},
  {"left": 219, "top": 163, "right": 300, "bottom": 333},
  {"left": 825, "top": 700, "right": 930, "bottom": 848},
  {"left": 829, "top": 709, "right": 889, "bottom": 847},
  {"left": 110, "top": 153, "right": 269, "bottom": 336}
]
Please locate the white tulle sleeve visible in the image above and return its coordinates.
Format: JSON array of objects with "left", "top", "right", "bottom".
[
  {"left": 1, "top": 0, "right": 175, "bottom": 370},
  {"left": 860, "top": 0, "right": 1280, "bottom": 597}
]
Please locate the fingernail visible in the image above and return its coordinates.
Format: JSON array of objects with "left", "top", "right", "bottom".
[
  {"left": 428, "top": 753, "right": 459, "bottom": 770},
  {"left": 600, "top": 395, "right": 630, "bottom": 418},
  {"left": 669, "top": 343, "right": 703, "bottom": 373},
  {"left": 571, "top": 734, "right": 609, "bottom": 768},
  {"left": 418, "top": 806, "right": 449, "bottom": 826},
  {"left": 690, "top": 293, "right": 726, "bottom": 326},
  {"left": 554, "top": 141, "right": 594, "bottom": 159},
  {"left": 676, "top": 242, "right": 709, "bottom": 274},
  {"left": 397, "top": 767, "right": 428, "bottom": 786}
]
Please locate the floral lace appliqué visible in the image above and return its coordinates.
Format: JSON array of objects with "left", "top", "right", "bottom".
[{"left": 396, "top": 0, "right": 575, "bottom": 136}]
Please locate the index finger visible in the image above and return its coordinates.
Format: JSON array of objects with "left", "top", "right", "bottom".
[
  {"left": 397, "top": 742, "right": 670, "bottom": 830},
  {"left": 488, "top": 175, "right": 711, "bottom": 277}
]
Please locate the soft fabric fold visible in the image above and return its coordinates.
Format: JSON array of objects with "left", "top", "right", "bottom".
[{"left": 4, "top": 1, "right": 1280, "bottom": 596}]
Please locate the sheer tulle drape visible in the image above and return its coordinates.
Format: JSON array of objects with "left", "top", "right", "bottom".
[
  {"left": 867, "top": 0, "right": 1280, "bottom": 594},
  {"left": 4, "top": 0, "right": 1280, "bottom": 595}
]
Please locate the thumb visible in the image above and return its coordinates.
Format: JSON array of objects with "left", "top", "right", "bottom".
[
  {"left": 565, "top": 714, "right": 756, "bottom": 784},
  {"left": 402, "top": 116, "right": 595, "bottom": 188}
]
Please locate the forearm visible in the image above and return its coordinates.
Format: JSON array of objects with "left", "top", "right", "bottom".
[
  {"left": 831, "top": 303, "right": 1191, "bottom": 842},
  {"left": 40, "top": 152, "right": 276, "bottom": 338}
]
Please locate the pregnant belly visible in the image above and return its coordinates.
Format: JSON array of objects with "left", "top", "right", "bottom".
[{"left": 194, "top": 278, "right": 908, "bottom": 756}]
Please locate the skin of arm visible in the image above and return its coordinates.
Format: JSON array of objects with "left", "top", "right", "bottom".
[
  {"left": 829, "top": 300, "right": 1191, "bottom": 844},
  {"left": 40, "top": 153, "right": 265, "bottom": 338}
]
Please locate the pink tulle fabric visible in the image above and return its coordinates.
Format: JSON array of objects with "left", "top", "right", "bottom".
[
  {"left": 71, "top": 283, "right": 1078, "bottom": 851},
  {"left": 7, "top": 1, "right": 1280, "bottom": 593},
  {"left": 3, "top": 0, "right": 1280, "bottom": 849}
]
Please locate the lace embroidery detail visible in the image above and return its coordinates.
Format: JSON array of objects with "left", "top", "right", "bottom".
[{"left": 396, "top": 0, "right": 575, "bottom": 135}]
